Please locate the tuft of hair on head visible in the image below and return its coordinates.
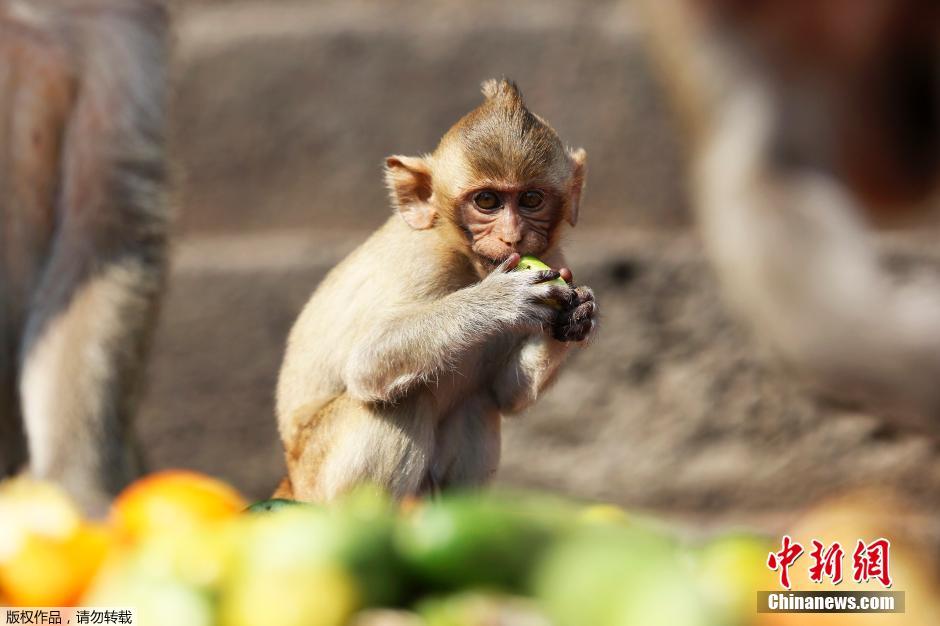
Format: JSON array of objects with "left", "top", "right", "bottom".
[
  {"left": 480, "top": 78, "right": 524, "bottom": 106},
  {"left": 433, "top": 77, "right": 572, "bottom": 187}
]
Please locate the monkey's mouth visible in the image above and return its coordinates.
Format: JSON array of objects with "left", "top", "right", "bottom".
[
  {"left": 472, "top": 243, "right": 535, "bottom": 268},
  {"left": 479, "top": 248, "right": 539, "bottom": 268},
  {"left": 470, "top": 247, "right": 511, "bottom": 267}
]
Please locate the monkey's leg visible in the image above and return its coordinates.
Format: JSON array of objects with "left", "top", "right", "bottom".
[
  {"left": 431, "top": 395, "right": 501, "bottom": 489},
  {"left": 287, "top": 394, "right": 436, "bottom": 502},
  {"left": 492, "top": 336, "right": 570, "bottom": 415},
  {"left": 18, "top": 6, "right": 168, "bottom": 514}
]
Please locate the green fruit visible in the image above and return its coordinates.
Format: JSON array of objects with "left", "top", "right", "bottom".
[
  {"left": 418, "top": 592, "right": 550, "bottom": 626},
  {"left": 245, "top": 498, "right": 306, "bottom": 513},
  {"left": 330, "top": 488, "right": 412, "bottom": 607},
  {"left": 395, "top": 493, "right": 563, "bottom": 593},
  {"left": 101, "top": 578, "right": 214, "bottom": 626},
  {"left": 84, "top": 526, "right": 233, "bottom": 626},
  {"left": 516, "top": 255, "right": 567, "bottom": 286},
  {"left": 534, "top": 526, "right": 712, "bottom": 626},
  {"left": 223, "top": 509, "right": 363, "bottom": 626},
  {"left": 233, "top": 490, "right": 408, "bottom": 608}
]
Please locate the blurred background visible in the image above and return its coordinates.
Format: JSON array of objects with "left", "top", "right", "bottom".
[{"left": 141, "top": 0, "right": 940, "bottom": 536}]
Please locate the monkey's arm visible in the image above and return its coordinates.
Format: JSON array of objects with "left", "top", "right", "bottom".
[
  {"left": 344, "top": 290, "right": 507, "bottom": 403},
  {"left": 344, "top": 269, "right": 562, "bottom": 404}
]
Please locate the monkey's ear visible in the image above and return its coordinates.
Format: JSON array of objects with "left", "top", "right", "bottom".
[
  {"left": 385, "top": 155, "right": 436, "bottom": 230},
  {"left": 566, "top": 148, "right": 587, "bottom": 227}
]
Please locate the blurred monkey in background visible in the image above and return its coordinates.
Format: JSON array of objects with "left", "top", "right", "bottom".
[
  {"left": 0, "top": 0, "right": 169, "bottom": 513},
  {"left": 639, "top": 0, "right": 940, "bottom": 434},
  {"left": 276, "top": 79, "right": 595, "bottom": 502}
]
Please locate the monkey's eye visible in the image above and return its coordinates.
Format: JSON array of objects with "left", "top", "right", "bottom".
[
  {"left": 519, "top": 190, "right": 544, "bottom": 210},
  {"left": 473, "top": 191, "right": 501, "bottom": 211}
]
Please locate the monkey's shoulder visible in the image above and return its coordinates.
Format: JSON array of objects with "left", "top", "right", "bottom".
[{"left": 325, "top": 218, "right": 475, "bottom": 299}]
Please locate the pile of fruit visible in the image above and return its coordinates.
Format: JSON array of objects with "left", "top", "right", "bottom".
[
  {"left": 2, "top": 471, "right": 935, "bottom": 626},
  {"left": 0, "top": 471, "right": 774, "bottom": 625}
]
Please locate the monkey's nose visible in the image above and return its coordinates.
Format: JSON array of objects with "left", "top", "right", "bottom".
[{"left": 498, "top": 230, "right": 522, "bottom": 245}]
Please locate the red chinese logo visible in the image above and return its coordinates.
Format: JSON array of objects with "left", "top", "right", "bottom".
[
  {"left": 767, "top": 535, "right": 804, "bottom": 590},
  {"left": 852, "top": 539, "right": 892, "bottom": 588},
  {"left": 767, "top": 536, "right": 893, "bottom": 589},
  {"left": 808, "top": 540, "right": 844, "bottom": 584}
]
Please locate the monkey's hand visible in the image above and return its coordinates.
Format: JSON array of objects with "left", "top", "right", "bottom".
[
  {"left": 478, "top": 256, "right": 575, "bottom": 332},
  {"left": 552, "top": 285, "right": 597, "bottom": 342}
]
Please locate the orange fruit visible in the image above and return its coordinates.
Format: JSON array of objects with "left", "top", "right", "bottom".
[
  {"left": 111, "top": 470, "right": 246, "bottom": 543},
  {"left": 0, "top": 477, "right": 108, "bottom": 605},
  {"left": 0, "top": 523, "right": 110, "bottom": 606}
]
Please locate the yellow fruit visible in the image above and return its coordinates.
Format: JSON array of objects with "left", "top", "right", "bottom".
[
  {"left": 0, "top": 478, "right": 82, "bottom": 560},
  {"left": 111, "top": 470, "right": 246, "bottom": 542},
  {"left": 579, "top": 504, "right": 629, "bottom": 526},
  {"left": 0, "top": 523, "right": 110, "bottom": 606},
  {"left": 220, "top": 563, "right": 359, "bottom": 626},
  {"left": 696, "top": 534, "right": 776, "bottom": 623}
]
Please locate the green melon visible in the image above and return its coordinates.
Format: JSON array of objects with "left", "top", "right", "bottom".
[{"left": 516, "top": 255, "right": 567, "bottom": 286}]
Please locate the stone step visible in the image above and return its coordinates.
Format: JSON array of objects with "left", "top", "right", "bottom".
[{"left": 170, "top": 0, "right": 689, "bottom": 235}]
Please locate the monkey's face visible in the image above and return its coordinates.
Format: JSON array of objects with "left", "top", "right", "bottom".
[
  {"left": 384, "top": 79, "right": 586, "bottom": 268},
  {"left": 458, "top": 185, "right": 563, "bottom": 264}
]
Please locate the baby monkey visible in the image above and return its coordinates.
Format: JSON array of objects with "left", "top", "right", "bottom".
[{"left": 276, "top": 79, "right": 595, "bottom": 502}]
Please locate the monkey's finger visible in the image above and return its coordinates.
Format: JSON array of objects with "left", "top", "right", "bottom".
[
  {"left": 530, "top": 269, "right": 561, "bottom": 284},
  {"left": 555, "top": 317, "right": 595, "bottom": 342},
  {"left": 570, "top": 300, "right": 596, "bottom": 323},
  {"left": 551, "top": 301, "right": 592, "bottom": 340},
  {"left": 574, "top": 285, "right": 595, "bottom": 303},
  {"left": 552, "top": 318, "right": 587, "bottom": 342},
  {"left": 559, "top": 268, "right": 573, "bottom": 283},
  {"left": 497, "top": 253, "right": 522, "bottom": 273},
  {"left": 547, "top": 285, "right": 577, "bottom": 308},
  {"left": 573, "top": 319, "right": 597, "bottom": 342}
]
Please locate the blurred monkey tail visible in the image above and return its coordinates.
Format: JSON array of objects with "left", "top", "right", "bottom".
[{"left": 15, "top": 0, "right": 170, "bottom": 513}]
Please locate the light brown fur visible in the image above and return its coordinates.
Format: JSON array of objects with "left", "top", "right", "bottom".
[
  {"left": 0, "top": 0, "right": 169, "bottom": 513},
  {"left": 276, "top": 80, "right": 596, "bottom": 501}
]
